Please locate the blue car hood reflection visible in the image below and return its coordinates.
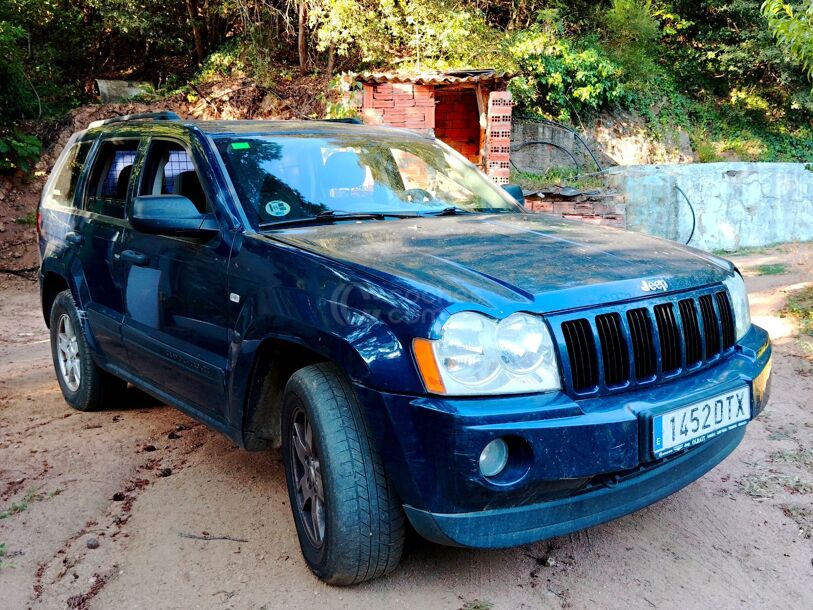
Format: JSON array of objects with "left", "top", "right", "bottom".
[{"left": 267, "top": 213, "right": 732, "bottom": 311}]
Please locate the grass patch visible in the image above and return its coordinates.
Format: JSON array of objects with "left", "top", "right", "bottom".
[
  {"left": 0, "top": 488, "right": 44, "bottom": 520},
  {"left": 781, "top": 504, "right": 813, "bottom": 539},
  {"left": 751, "top": 263, "right": 789, "bottom": 276},
  {"left": 771, "top": 448, "right": 813, "bottom": 469},
  {"left": 784, "top": 285, "right": 813, "bottom": 336},
  {"left": 741, "top": 473, "right": 813, "bottom": 498},
  {"left": 510, "top": 168, "right": 605, "bottom": 191},
  {"left": 14, "top": 212, "right": 37, "bottom": 226},
  {"left": 460, "top": 601, "right": 493, "bottom": 610}
]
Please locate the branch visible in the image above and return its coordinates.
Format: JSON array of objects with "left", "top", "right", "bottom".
[{"left": 179, "top": 532, "right": 248, "bottom": 542}]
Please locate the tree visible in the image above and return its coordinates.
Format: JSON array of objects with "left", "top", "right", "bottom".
[{"left": 763, "top": 0, "right": 813, "bottom": 78}]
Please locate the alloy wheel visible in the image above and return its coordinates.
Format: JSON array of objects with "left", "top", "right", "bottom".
[
  {"left": 56, "top": 314, "right": 81, "bottom": 392},
  {"left": 290, "top": 406, "right": 326, "bottom": 547}
]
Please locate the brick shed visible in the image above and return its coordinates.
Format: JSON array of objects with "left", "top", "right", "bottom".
[{"left": 347, "top": 70, "right": 514, "bottom": 184}]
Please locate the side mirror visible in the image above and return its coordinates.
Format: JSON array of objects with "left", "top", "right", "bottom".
[
  {"left": 503, "top": 183, "right": 526, "bottom": 206},
  {"left": 131, "top": 195, "right": 219, "bottom": 237}
]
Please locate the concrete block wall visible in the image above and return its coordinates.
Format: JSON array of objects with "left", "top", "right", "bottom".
[{"left": 605, "top": 162, "right": 813, "bottom": 251}]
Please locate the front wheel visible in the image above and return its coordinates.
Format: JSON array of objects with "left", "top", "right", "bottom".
[{"left": 281, "top": 363, "right": 405, "bottom": 585}]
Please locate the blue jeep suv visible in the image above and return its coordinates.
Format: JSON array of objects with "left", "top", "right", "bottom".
[{"left": 38, "top": 111, "right": 772, "bottom": 585}]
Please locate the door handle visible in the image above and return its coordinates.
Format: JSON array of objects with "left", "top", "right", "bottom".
[
  {"left": 120, "top": 250, "right": 148, "bottom": 266},
  {"left": 65, "top": 232, "right": 84, "bottom": 246}
]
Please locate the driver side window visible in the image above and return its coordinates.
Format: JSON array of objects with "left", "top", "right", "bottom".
[{"left": 139, "top": 140, "right": 210, "bottom": 213}]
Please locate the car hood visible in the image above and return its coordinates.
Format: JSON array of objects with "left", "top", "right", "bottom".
[{"left": 266, "top": 213, "right": 732, "bottom": 312}]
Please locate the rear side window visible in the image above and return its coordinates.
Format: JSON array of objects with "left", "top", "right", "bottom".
[
  {"left": 85, "top": 139, "right": 140, "bottom": 219},
  {"left": 140, "top": 140, "right": 209, "bottom": 213},
  {"left": 43, "top": 140, "right": 92, "bottom": 208}
]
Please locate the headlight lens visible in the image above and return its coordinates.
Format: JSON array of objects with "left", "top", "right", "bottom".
[
  {"left": 435, "top": 311, "right": 500, "bottom": 386},
  {"left": 723, "top": 272, "right": 751, "bottom": 341},
  {"left": 417, "top": 311, "right": 561, "bottom": 395}
]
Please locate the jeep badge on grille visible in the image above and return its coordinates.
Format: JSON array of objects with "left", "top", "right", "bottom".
[{"left": 641, "top": 279, "right": 669, "bottom": 292}]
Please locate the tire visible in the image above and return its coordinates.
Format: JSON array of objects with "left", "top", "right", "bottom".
[
  {"left": 281, "top": 363, "right": 405, "bottom": 585},
  {"left": 49, "top": 290, "right": 126, "bottom": 411}
]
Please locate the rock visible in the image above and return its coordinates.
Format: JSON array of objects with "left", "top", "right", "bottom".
[
  {"left": 86, "top": 537, "right": 100, "bottom": 549},
  {"left": 112, "top": 492, "right": 126, "bottom": 501},
  {"left": 142, "top": 444, "right": 157, "bottom": 452},
  {"left": 167, "top": 431, "right": 180, "bottom": 440},
  {"left": 158, "top": 467, "right": 172, "bottom": 477}
]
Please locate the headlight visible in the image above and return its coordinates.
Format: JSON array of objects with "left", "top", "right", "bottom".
[
  {"left": 723, "top": 272, "right": 751, "bottom": 341},
  {"left": 413, "top": 311, "right": 561, "bottom": 395}
]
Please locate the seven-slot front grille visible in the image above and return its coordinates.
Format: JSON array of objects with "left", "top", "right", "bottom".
[{"left": 557, "top": 287, "right": 737, "bottom": 395}]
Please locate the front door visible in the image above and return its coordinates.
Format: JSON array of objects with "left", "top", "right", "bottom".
[{"left": 115, "top": 136, "right": 233, "bottom": 417}]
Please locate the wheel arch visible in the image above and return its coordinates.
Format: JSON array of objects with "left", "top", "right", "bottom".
[
  {"left": 41, "top": 270, "right": 72, "bottom": 328},
  {"left": 240, "top": 336, "right": 334, "bottom": 451}
]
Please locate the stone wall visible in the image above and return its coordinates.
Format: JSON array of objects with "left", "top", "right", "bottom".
[{"left": 605, "top": 162, "right": 813, "bottom": 251}]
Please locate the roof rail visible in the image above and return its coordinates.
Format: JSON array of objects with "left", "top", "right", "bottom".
[
  {"left": 317, "top": 117, "right": 363, "bottom": 125},
  {"left": 88, "top": 110, "right": 181, "bottom": 129}
]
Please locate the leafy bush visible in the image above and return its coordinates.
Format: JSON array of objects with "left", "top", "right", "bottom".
[
  {"left": 507, "top": 22, "right": 625, "bottom": 122},
  {"left": 0, "top": 21, "right": 39, "bottom": 121},
  {"left": 0, "top": 131, "right": 42, "bottom": 173},
  {"left": 763, "top": 0, "right": 813, "bottom": 78},
  {"left": 309, "top": 0, "right": 501, "bottom": 68},
  {"left": 604, "top": 0, "right": 662, "bottom": 88}
]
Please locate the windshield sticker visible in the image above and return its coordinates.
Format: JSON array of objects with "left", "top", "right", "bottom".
[
  {"left": 231, "top": 142, "right": 251, "bottom": 150},
  {"left": 265, "top": 200, "right": 291, "bottom": 217}
]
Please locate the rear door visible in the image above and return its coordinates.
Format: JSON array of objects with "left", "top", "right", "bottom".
[{"left": 115, "top": 134, "right": 233, "bottom": 417}]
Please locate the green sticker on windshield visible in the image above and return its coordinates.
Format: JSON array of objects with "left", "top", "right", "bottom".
[{"left": 231, "top": 142, "right": 250, "bottom": 150}]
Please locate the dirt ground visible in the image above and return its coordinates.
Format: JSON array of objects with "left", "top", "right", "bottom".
[{"left": 1, "top": 244, "right": 812, "bottom": 610}]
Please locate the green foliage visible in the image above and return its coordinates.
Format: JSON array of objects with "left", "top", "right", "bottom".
[
  {"left": 0, "top": 488, "right": 43, "bottom": 519},
  {"left": 0, "top": 130, "right": 41, "bottom": 173},
  {"left": 763, "top": 0, "right": 813, "bottom": 78},
  {"left": 507, "top": 18, "right": 625, "bottom": 122},
  {"left": 784, "top": 285, "right": 813, "bottom": 335},
  {"left": 604, "top": 0, "right": 662, "bottom": 88},
  {"left": 309, "top": 0, "right": 502, "bottom": 68},
  {"left": 510, "top": 167, "right": 604, "bottom": 191},
  {"left": 752, "top": 263, "right": 789, "bottom": 275}
]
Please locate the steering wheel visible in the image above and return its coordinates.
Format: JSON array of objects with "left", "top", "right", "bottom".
[{"left": 404, "top": 188, "right": 434, "bottom": 204}]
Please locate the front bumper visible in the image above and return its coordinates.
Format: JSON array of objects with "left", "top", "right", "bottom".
[
  {"left": 406, "top": 425, "right": 746, "bottom": 547},
  {"left": 355, "top": 324, "right": 771, "bottom": 548}
]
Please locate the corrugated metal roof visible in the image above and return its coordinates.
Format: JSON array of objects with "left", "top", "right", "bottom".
[{"left": 353, "top": 69, "right": 514, "bottom": 85}]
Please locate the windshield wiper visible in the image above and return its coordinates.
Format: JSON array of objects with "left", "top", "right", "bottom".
[
  {"left": 259, "top": 210, "right": 417, "bottom": 230},
  {"left": 420, "top": 206, "right": 476, "bottom": 217}
]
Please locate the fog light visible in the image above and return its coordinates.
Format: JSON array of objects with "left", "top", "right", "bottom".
[{"left": 479, "top": 438, "right": 509, "bottom": 478}]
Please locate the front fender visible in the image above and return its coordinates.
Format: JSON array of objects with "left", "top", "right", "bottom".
[{"left": 233, "top": 284, "right": 413, "bottom": 389}]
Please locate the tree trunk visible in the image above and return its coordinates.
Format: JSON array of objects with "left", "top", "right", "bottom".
[
  {"left": 326, "top": 44, "right": 335, "bottom": 76},
  {"left": 185, "top": 0, "right": 206, "bottom": 64},
  {"left": 298, "top": 0, "right": 308, "bottom": 75}
]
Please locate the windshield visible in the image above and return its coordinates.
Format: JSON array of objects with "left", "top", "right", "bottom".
[{"left": 213, "top": 133, "right": 522, "bottom": 227}]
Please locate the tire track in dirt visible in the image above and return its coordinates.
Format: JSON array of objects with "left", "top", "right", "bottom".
[{"left": 29, "top": 421, "right": 211, "bottom": 608}]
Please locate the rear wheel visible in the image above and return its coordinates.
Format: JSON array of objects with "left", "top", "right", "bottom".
[
  {"left": 49, "top": 290, "right": 126, "bottom": 411},
  {"left": 281, "top": 363, "right": 405, "bottom": 585}
]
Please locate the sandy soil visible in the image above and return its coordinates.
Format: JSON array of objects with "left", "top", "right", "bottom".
[{"left": 1, "top": 245, "right": 812, "bottom": 610}]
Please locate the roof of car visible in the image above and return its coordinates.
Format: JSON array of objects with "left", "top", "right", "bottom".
[
  {"left": 87, "top": 113, "right": 426, "bottom": 139},
  {"left": 186, "top": 119, "right": 426, "bottom": 138}
]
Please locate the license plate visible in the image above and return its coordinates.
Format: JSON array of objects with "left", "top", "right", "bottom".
[{"left": 652, "top": 386, "right": 751, "bottom": 458}]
